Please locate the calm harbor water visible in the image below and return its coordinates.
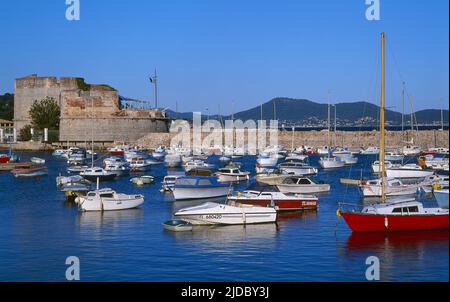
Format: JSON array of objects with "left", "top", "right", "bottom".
[{"left": 0, "top": 153, "right": 448, "bottom": 281}]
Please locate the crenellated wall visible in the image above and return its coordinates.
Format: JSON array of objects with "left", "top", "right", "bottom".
[{"left": 13, "top": 75, "right": 169, "bottom": 142}]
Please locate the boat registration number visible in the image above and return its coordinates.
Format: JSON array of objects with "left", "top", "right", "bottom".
[{"left": 203, "top": 214, "right": 222, "bottom": 220}]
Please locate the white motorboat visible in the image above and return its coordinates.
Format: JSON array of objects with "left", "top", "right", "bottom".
[
  {"left": 172, "top": 176, "right": 231, "bottom": 200},
  {"left": 31, "top": 157, "right": 45, "bottom": 164},
  {"left": 76, "top": 188, "right": 144, "bottom": 211},
  {"left": 317, "top": 146, "right": 332, "bottom": 155},
  {"left": 80, "top": 167, "right": 117, "bottom": 182},
  {"left": 167, "top": 145, "right": 192, "bottom": 157},
  {"left": 285, "top": 154, "right": 308, "bottom": 162},
  {"left": 228, "top": 190, "right": 319, "bottom": 211},
  {"left": 215, "top": 167, "right": 250, "bottom": 182},
  {"left": 152, "top": 146, "right": 167, "bottom": 160},
  {"left": 56, "top": 175, "right": 88, "bottom": 187},
  {"left": 174, "top": 202, "right": 277, "bottom": 225},
  {"left": 278, "top": 159, "right": 318, "bottom": 175},
  {"left": 361, "top": 178, "right": 419, "bottom": 197},
  {"left": 160, "top": 175, "right": 182, "bottom": 192},
  {"left": 385, "top": 164, "right": 434, "bottom": 179},
  {"left": 371, "top": 160, "right": 394, "bottom": 173},
  {"left": 319, "top": 157, "right": 344, "bottom": 169},
  {"left": 130, "top": 175, "right": 154, "bottom": 186},
  {"left": 129, "top": 158, "right": 153, "bottom": 172},
  {"left": 184, "top": 160, "right": 215, "bottom": 172},
  {"left": 332, "top": 147, "right": 351, "bottom": 157},
  {"left": 103, "top": 156, "right": 126, "bottom": 166},
  {"left": 255, "top": 170, "right": 291, "bottom": 185},
  {"left": 219, "top": 156, "right": 231, "bottom": 163},
  {"left": 360, "top": 146, "right": 380, "bottom": 155},
  {"left": 276, "top": 176, "right": 330, "bottom": 194},
  {"left": 105, "top": 162, "right": 131, "bottom": 176},
  {"left": 385, "top": 152, "right": 404, "bottom": 162},
  {"left": 401, "top": 145, "right": 422, "bottom": 156},
  {"left": 52, "top": 149, "right": 66, "bottom": 157},
  {"left": 341, "top": 155, "right": 358, "bottom": 165},
  {"left": 434, "top": 189, "right": 449, "bottom": 209},
  {"left": 67, "top": 165, "right": 89, "bottom": 174},
  {"left": 67, "top": 148, "right": 87, "bottom": 165},
  {"left": 164, "top": 153, "right": 182, "bottom": 168},
  {"left": 256, "top": 156, "right": 279, "bottom": 167}
]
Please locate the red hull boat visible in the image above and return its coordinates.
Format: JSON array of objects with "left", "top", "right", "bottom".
[
  {"left": 339, "top": 198, "right": 449, "bottom": 233},
  {"left": 228, "top": 191, "right": 318, "bottom": 211},
  {"left": 341, "top": 212, "right": 449, "bottom": 232},
  {"left": 0, "top": 155, "right": 10, "bottom": 164}
]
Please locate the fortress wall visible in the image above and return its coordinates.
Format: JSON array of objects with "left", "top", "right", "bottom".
[
  {"left": 59, "top": 118, "right": 169, "bottom": 142},
  {"left": 13, "top": 75, "right": 170, "bottom": 142}
]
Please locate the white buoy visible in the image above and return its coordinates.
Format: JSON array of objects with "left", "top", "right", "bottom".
[{"left": 44, "top": 128, "right": 48, "bottom": 142}]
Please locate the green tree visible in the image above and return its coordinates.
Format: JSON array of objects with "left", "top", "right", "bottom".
[
  {"left": 29, "top": 97, "right": 60, "bottom": 130},
  {"left": 19, "top": 124, "right": 32, "bottom": 141}
]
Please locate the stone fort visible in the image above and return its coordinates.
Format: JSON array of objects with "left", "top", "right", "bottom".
[{"left": 14, "top": 75, "right": 169, "bottom": 142}]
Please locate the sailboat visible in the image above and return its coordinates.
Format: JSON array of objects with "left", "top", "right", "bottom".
[{"left": 338, "top": 33, "right": 449, "bottom": 232}]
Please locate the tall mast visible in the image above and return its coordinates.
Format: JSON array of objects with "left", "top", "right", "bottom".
[
  {"left": 441, "top": 101, "right": 444, "bottom": 131},
  {"left": 91, "top": 98, "right": 94, "bottom": 168},
  {"left": 327, "top": 90, "right": 331, "bottom": 146},
  {"left": 380, "top": 32, "right": 386, "bottom": 203},
  {"left": 409, "top": 95, "right": 414, "bottom": 132},
  {"left": 401, "top": 82, "right": 405, "bottom": 139},
  {"left": 334, "top": 104, "right": 337, "bottom": 146}
]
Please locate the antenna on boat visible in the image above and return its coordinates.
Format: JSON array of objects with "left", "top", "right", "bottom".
[
  {"left": 380, "top": 32, "right": 386, "bottom": 203},
  {"left": 91, "top": 98, "right": 94, "bottom": 168}
]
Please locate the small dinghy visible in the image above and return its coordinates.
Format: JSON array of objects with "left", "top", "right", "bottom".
[
  {"left": 163, "top": 220, "right": 193, "bottom": 232},
  {"left": 130, "top": 175, "right": 155, "bottom": 186},
  {"left": 31, "top": 157, "right": 45, "bottom": 164}
]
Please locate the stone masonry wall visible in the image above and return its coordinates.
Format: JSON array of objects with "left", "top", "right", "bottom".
[
  {"left": 137, "top": 129, "right": 449, "bottom": 150},
  {"left": 13, "top": 75, "right": 169, "bottom": 142}
]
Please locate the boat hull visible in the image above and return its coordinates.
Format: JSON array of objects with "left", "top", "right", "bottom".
[
  {"left": 341, "top": 212, "right": 449, "bottom": 232},
  {"left": 276, "top": 184, "right": 330, "bottom": 194},
  {"left": 228, "top": 197, "right": 318, "bottom": 211},
  {"left": 81, "top": 174, "right": 117, "bottom": 182},
  {"left": 386, "top": 169, "right": 434, "bottom": 179},
  {"left": 216, "top": 173, "right": 249, "bottom": 182},
  {"left": 361, "top": 185, "right": 418, "bottom": 197},
  {"left": 279, "top": 167, "right": 317, "bottom": 175},
  {"left": 172, "top": 187, "right": 230, "bottom": 200}
]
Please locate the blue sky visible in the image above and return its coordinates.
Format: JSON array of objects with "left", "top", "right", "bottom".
[{"left": 0, "top": 0, "right": 448, "bottom": 114}]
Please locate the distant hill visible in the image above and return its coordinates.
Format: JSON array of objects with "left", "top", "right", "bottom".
[
  {"left": 166, "top": 97, "right": 448, "bottom": 125},
  {"left": 0, "top": 93, "right": 14, "bottom": 121}
]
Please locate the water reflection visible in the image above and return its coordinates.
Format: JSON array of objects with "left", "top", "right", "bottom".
[
  {"left": 277, "top": 210, "right": 318, "bottom": 222},
  {"left": 345, "top": 230, "right": 449, "bottom": 252},
  {"left": 167, "top": 223, "right": 279, "bottom": 249},
  {"left": 77, "top": 209, "right": 145, "bottom": 229},
  {"left": 343, "top": 230, "right": 449, "bottom": 281}
]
